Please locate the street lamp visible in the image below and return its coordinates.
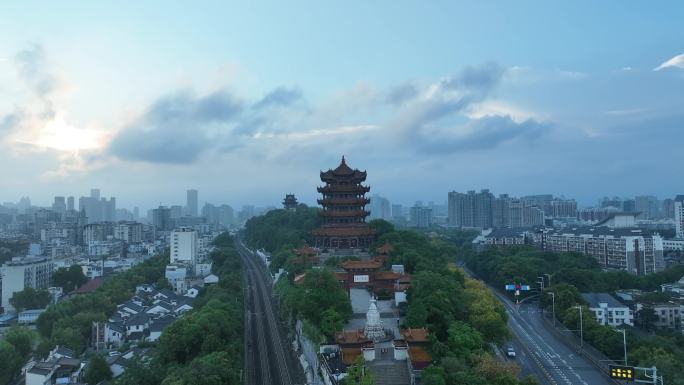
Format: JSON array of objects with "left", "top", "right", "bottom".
[
  {"left": 547, "top": 291, "right": 555, "bottom": 327},
  {"left": 537, "top": 276, "right": 545, "bottom": 291},
  {"left": 544, "top": 273, "right": 552, "bottom": 288},
  {"left": 615, "top": 329, "right": 627, "bottom": 366},
  {"left": 573, "top": 305, "right": 584, "bottom": 350}
]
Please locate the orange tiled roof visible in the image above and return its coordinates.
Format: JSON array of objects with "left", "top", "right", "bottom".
[
  {"left": 341, "top": 348, "right": 363, "bottom": 365},
  {"left": 409, "top": 346, "right": 431, "bottom": 363},
  {"left": 341, "top": 260, "right": 382, "bottom": 270},
  {"left": 335, "top": 329, "right": 369, "bottom": 345},
  {"left": 312, "top": 226, "right": 376, "bottom": 237},
  {"left": 374, "top": 271, "right": 401, "bottom": 281},
  {"left": 294, "top": 245, "right": 317, "bottom": 256},
  {"left": 400, "top": 328, "right": 429, "bottom": 343},
  {"left": 376, "top": 242, "right": 393, "bottom": 254}
]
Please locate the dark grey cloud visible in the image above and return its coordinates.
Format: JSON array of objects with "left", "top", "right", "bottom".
[
  {"left": 252, "top": 87, "right": 302, "bottom": 109},
  {"left": 392, "top": 63, "right": 505, "bottom": 137},
  {"left": 413, "top": 115, "right": 550, "bottom": 154},
  {"left": 107, "top": 88, "right": 244, "bottom": 164},
  {"left": 386, "top": 83, "right": 419, "bottom": 106}
]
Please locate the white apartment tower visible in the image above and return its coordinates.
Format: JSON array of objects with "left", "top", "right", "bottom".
[
  {"left": 170, "top": 227, "right": 198, "bottom": 264},
  {"left": 1, "top": 257, "right": 53, "bottom": 312},
  {"left": 675, "top": 195, "right": 684, "bottom": 239}
]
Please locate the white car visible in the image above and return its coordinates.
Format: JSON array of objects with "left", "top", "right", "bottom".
[{"left": 506, "top": 347, "right": 516, "bottom": 358}]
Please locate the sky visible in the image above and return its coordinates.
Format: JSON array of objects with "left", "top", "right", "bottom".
[{"left": 1, "top": 1, "right": 683, "bottom": 210}]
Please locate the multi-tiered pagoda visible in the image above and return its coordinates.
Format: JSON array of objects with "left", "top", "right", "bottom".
[
  {"left": 312, "top": 156, "right": 375, "bottom": 249},
  {"left": 282, "top": 193, "right": 298, "bottom": 210}
]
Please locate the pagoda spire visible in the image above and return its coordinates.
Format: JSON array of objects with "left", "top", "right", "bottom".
[{"left": 341, "top": 155, "right": 346, "bottom": 165}]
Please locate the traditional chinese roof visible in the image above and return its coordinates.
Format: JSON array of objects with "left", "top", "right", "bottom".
[
  {"left": 400, "top": 328, "right": 429, "bottom": 343},
  {"left": 294, "top": 245, "right": 317, "bottom": 256},
  {"left": 340, "top": 348, "right": 363, "bottom": 366},
  {"left": 341, "top": 259, "right": 383, "bottom": 270},
  {"left": 73, "top": 277, "right": 105, "bottom": 294},
  {"left": 376, "top": 242, "right": 393, "bottom": 255},
  {"left": 320, "top": 210, "right": 370, "bottom": 218},
  {"left": 312, "top": 226, "right": 376, "bottom": 237},
  {"left": 409, "top": 346, "right": 432, "bottom": 369},
  {"left": 335, "top": 329, "right": 369, "bottom": 345},
  {"left": 318, "top": 197, "right": 370, "bottom": 206},
  {"left": 320, "top": 156, "right": 367, "bottom": 182},
  {"left": 374, "top": 271, "right": 401, "bottom": 281},
  {"left": 317, "top": 184, "right": 371, "bottom": 194}
]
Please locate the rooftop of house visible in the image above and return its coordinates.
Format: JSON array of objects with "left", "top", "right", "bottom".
[
  {"left": 335, "top": 329, "right": 369, "bottom": 345},
  {"left": 400, "top": 328, "right": 429, "bottom": 343},
  {"left": 581, "top": 293, "right": 628, "bottom": 309}
]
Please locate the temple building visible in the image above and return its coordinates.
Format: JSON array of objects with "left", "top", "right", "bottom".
[
  {"left": 313, "top": 156, "right": 376, "bottom": 250},
  {"left": 283, "top": 194, "right": 298, "bottom": 210}
]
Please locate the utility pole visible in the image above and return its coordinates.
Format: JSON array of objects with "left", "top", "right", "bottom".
[
  {"left": 616, "top": 329, "right": 627, "bottom": 365},
  {"left": 548, "top": 291, "right": 556, "bottom": 327},
  {"left": 574, "top": 305, "right": 584, "bottom": 350}
]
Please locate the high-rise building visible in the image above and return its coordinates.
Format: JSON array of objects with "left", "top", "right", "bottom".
[
  {"left": 170, "top": 227, "right": 198, "bottom": 264},
  {"left": 662, "top": 198, "right": 675, "bottom": 219},
  {"left": 447, "top": 189, "right": 494, "bottom": 228},
  {"left": 391, "top": 204, "right": 403, "bottom": 219},
  {"left": 1, "top": 256, "right": 53, "bottom": 312},
  {"left": 369, "top": 194, "right": 392, "bottom": 220},
  {"left": 152, "top": 206, "right": 173, "bottom": 231},
  {"left": 170, "top": 205, "right": 183, "bottom": 219},
  {"left": 675, "top": 195, "right": 684, "bottom": 239},
  {"left": 67, "top": 196, "right": 75, "bottom": 212},
  {"left": 52, "top": 196, "right": 66, "bottom": 217},
  {"left": 410, "top": 205, "right": 432, "bottom": 228},
  {"left": 635, "top": 195, "right": 658, "bottom": 219},
  {"left": 114, "top": 221, "right": 143, "bottom": 243},
  {"left": 186, "top": 189, "right": 198, "bottom": 217}
]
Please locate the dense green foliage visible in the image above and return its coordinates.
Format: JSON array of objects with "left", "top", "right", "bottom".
[
  {"left": 276, "top": 268, "right": 353, "bottom": 341},
  {"left": 465, "top": 245, "right": 684, "bottom": 385},
  {"left": 52, "top": 265, "right": 88, "bottom": 293},
  {"left": 84, "top": 354, "right": 113, "bottom": 384},
  {"left": 244, "top": 205, "right": 322, "bottom": 272},
  {"left": 0, "top": 327, "right": 37, "bottom": 385},
  {"left": 115, "top": 232, "right": 243, "bottom": 385},
  {"left": 10, "top": 287, "right": 51, "bottom": 311},
  {"left": 344, "top": 356, "right": 375, "bottom": 385}
]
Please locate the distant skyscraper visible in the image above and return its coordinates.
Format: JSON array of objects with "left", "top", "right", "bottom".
[
  {"left": 67, "top": 196, "right": 75, "bottom": 212},
  {"left": 675, "top": 195, "right": 684, "bottom": 239},
  {"left": 152, "top": 206, "right": 172, "bottom": 231},
  {"left": 391, "top": 204, "right": 403, "bottom": 219},
  {"left": 170, "top": 205, "right": 183, "bottom": 219},
  {"left": 369, "top": 194, "right": 391, "bottom": 220},
  {"left": 448, "top": 189, "right": 494, "bottom": 228},
  {"left": 662, "top": 198, "right": 675, "bottom": 219},
  {"left": 635, "top": 195, "right": 658, "bottom": 219},
  {"left": 52, "top": 196, "right": 66, "bottom": 217},
  {"left": 410, "top": 205, "right": 432, "bottom": 228},
  {"left": 91, "top": 188, "right": 100, "bottom": 200},
  {"left": 186, "top": 189, "right": 198, "bottom": 216}
]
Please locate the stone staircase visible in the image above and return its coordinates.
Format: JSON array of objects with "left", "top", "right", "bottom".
[{"left": 366, "top": 360, "right": 411, "bottom": 385}]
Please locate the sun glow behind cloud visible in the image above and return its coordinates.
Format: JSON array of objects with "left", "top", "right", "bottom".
[{"left": 11, "top": 112, "right": 105, "bottom": 153}]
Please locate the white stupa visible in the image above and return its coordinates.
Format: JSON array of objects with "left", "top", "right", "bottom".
[{"left": 364, "top": 297, "right": 384, "bottom": 340}]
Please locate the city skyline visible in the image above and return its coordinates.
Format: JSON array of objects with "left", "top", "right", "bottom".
[{"left": 1, "top": 1, "right": 683, "bottom": 207}]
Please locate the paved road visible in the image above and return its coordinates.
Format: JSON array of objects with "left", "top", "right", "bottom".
[
  {"left": 238, "top": 239, "right": 303, "bottom": 385},
  {"left": 458, "top": 263, "right": 614, "bottom": 385}
]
